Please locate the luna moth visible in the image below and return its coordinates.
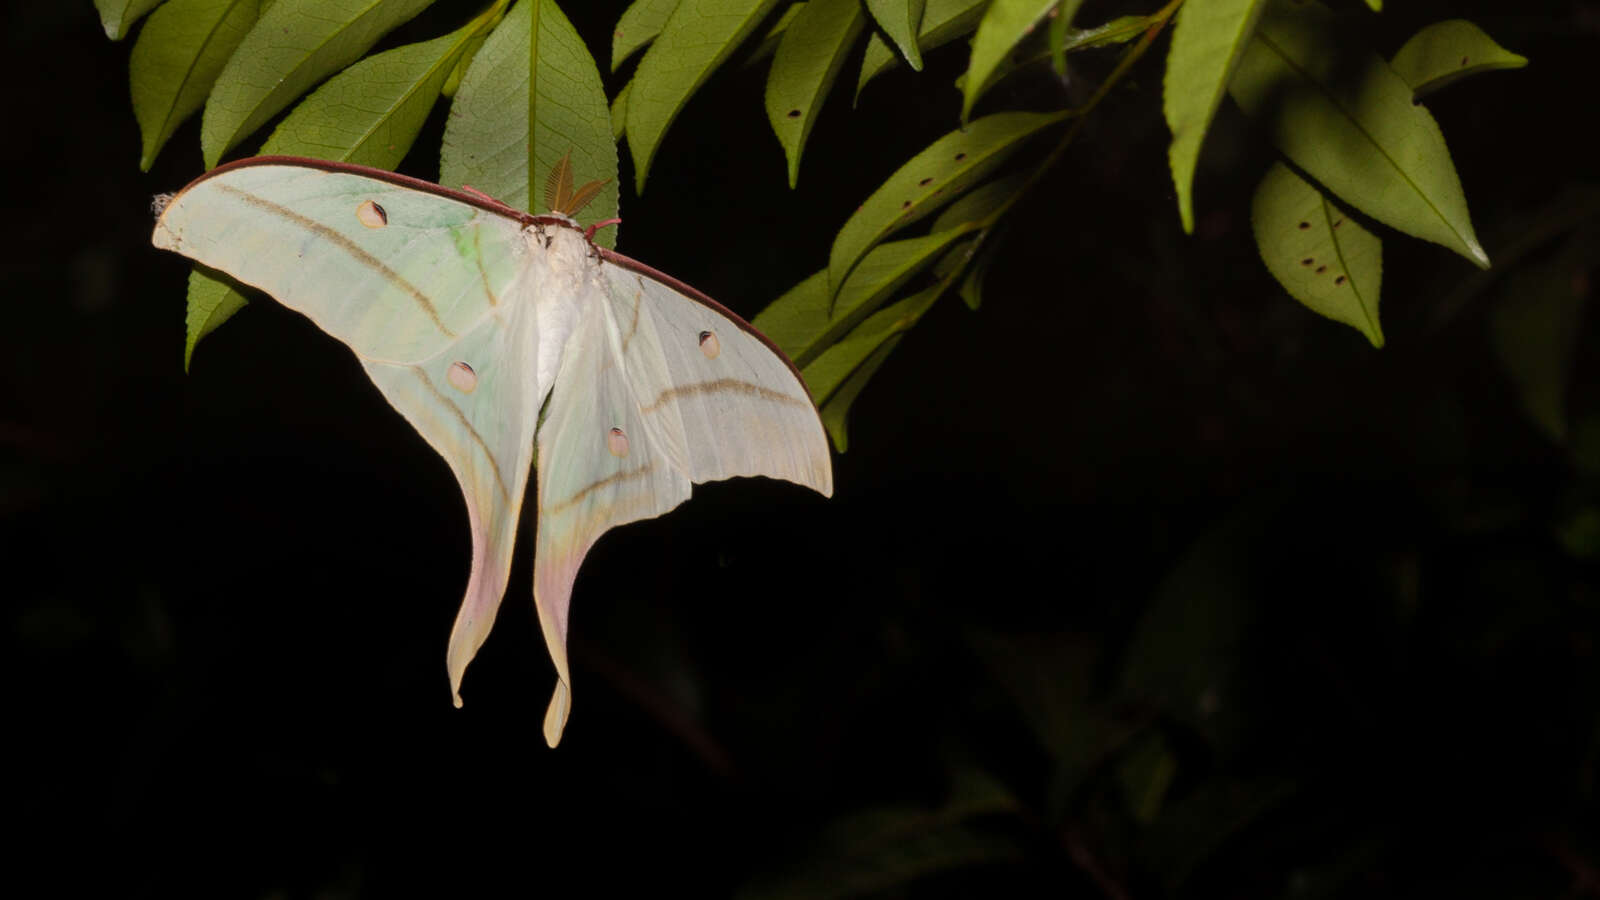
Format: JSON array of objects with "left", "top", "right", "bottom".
[{"left": 151, "top": 156, "right": 834, "bottom": 747}]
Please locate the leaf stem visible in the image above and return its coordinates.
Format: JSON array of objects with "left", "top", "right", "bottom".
[{"left": 952, "top": 0, "right": 1185, "bottom": 285}]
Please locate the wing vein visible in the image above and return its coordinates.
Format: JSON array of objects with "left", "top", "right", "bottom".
[{"left": 214, "top": 182, "right": 456, "bottom": 337}]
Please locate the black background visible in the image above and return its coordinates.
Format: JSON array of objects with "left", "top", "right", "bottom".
[{"left": 7, "top": 1, "right": 1598, "bottom": 896}]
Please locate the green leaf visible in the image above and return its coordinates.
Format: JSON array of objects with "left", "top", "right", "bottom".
[
  {"left": 960, "top": 0, "right": 1058, "bottom": 122},
  {"left": 764, "top": 0, "right": 866, "bottom": 187},
  {"left": 828, "top": 110, "right": 1066, "bottom": 296},
  {"left": 1488, "top": 229, "right": 1595, "bottom": 442},
  {"left": 1163, "top": 0, "right": 1267, "bottom": 234},
  {"left": 187, "top": 7, "right": 502, "bottom": 367},
  {"left": 184, "top": 265, "right": 249, "bottom": 371},
  {"left": 1364, "top": 0, "right": 1380, "bottom": 10},
  {"left": 741, "top": 2, "right": 806, "bottom": 67},
  {"left": 130, "top": 0, "right": 270, "bottom": 171},
  {"left": 261, "top": 11, "right": 495, "bottom": 168},
  {"left": 440, "top": 0, "right": 619, "bottom": 246},
  {"left": 1251, "top": 161, "right": 1384, "bottom": 346},
  {"left": 96, "top": 0, "right": 167, "bottom": 39},
  {"left": 864, "top": 0, "right": 926, "bottom": 70},
  {"left": 856, "top": 0, "right": 985, "bottom": 101},
  {"left": 441, "top": 22, "right": 496, "bottom": 97},
  {"left": 819, "top": 335, "right": 900, "bottom": 452},
  {"left": 817, "top": 238, "right": 976, "bottom": 429},
  {"left": 931, "top": 172, "right": 1025, "bottom": 231},
  {"left": 612, "top": 0, "right": 681, "bottom": 71},
  {"left": 804, "top": 280, "right": 943, "bottom": 407},
  {"left": 626, "top": 0, "right": 781, "bottom": 192},
  {"left": 957, "top": 231, "right": 1002, "bottom": 310},
  {"left": 1228, "top": 0, "right": 1489, "bottom": 268},
  {"left": 1056, "top": 14, "right": 1148, "bottom": 54},
  {"left": 1389, "top": 19, "right": 1528, "bottom": 100},
  {"left": 610, "top": 78, "right": 631, "bottom": 140},
  {"left": 199, "top": 0, "right": 436, "bottom": 167},
  {"left": 759, "top": 226, "right": 975, "bottom": 366}
]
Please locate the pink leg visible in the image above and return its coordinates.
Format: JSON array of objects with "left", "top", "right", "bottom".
[{"left": 585, "top": 217, "right": 622, "bottom": 240}]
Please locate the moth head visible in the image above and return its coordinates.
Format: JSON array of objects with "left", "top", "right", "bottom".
[{"left": 543, "top": 149, "right": 610, "bottom": 218}]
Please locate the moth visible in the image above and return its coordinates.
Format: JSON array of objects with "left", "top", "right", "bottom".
[{"left": 152, "top": 156, "right": 833, "bottom": 746}]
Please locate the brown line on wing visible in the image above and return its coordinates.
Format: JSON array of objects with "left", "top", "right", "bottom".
[
  {"left": 215, "top": 182, "right": 455, "bottom": 337},
  {"left": 642, "top": 378, "right": 807, "bottom": 414},
  {"left": 619, "top": 276, "right": 643, "bottom": 355},
  {"left": 543, "top": 463, "right": 656, "bottom": 517},
  {"left": 472, "top": 225, "right": 497, "bottom": 307},
  {"left": 408, "top": 366, "right": 511, "bottom": 504}
]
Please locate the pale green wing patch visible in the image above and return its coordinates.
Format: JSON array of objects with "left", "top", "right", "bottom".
[
  {"left": 1228, "top": 0, "right": 1488, "bottom": 268},
  {"left": 199, "top": 0, "right": 437, "bottom": 167},
  {"left": 187, "top": 8, "right": 504, "bottom": 368},
  {"left": 440, "top": 0, "right": 618, "bottom": 245},
  {"left": 856, "top": 0, "right": 985, "bottom": 102},
  {"left": 764, "top": 0, "right": 866, "bottom": 187},
  {"left": 625, "top": 0, "right": 781, "bottom": 192},
  {"left": 864, "top": 0, "right": 926, "bottom": 71},
  {"left": 827, "top": 110, "right": 1067, "bottom": 297},
  {"left": 1251, "top": 162, "right": 1384, "bottom": 347},
  {"left": 1389, "top": 19, "right": 1527, "bottom": 100},
  {"left": 96, "top": 0, "right": 167, "bottom": 40},
  {"left": 960, "top": 0, "right": 1058, "bottom": 122},
  {"left": 612, "top": 0, "right": 681, "bottom": 71},
  {"left": 131, "top": 0, "right": 270, "bottom": 172},
  {"left": 1163, "top": 0, "right": 1266, "bottom": 233}
]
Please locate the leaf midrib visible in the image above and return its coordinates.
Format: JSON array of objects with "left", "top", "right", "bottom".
[
  {"left": 230, "top": 0, "right": 393, "bottom": 145},
  {"left": 1253, "top": 29, "right": 1465, "bottom": 254},
  {"left": 1318, "top": 194, "right": 1377, "bottom": 338},
  {"left": 152, "top": 0, "right": 256, "bottom": 159}
]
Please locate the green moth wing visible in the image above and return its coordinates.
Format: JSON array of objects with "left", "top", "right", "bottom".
[
  {"left": 153, "top": 161, "right": 528, "bottom": 363},
  {"left": 152, "top": 157, "right": 832, "bottom": 746}
]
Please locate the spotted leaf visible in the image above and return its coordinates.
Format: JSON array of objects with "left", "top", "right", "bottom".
[
  {"left": 764, "top": 0, "right": 866, "bottom": 187},
  {"left": 1389, "top": 19, "right": 1527, "bottom": 100},
  {"left": 1251, "top": 162, "right": 1384, "bottom": 347},
  {"left": 827, "top": 110, "right": 1066, "bottom": 299},
  {"left": 1228, "top": 0, "right": 1488, "bottom": 268},
  {"left": 612, "top": 0, "right": 681, "bottom": 71}
]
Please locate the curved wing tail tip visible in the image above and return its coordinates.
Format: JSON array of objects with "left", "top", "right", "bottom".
[{"left": 543, "top": 679, "right": 572, "bottom": 748}]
